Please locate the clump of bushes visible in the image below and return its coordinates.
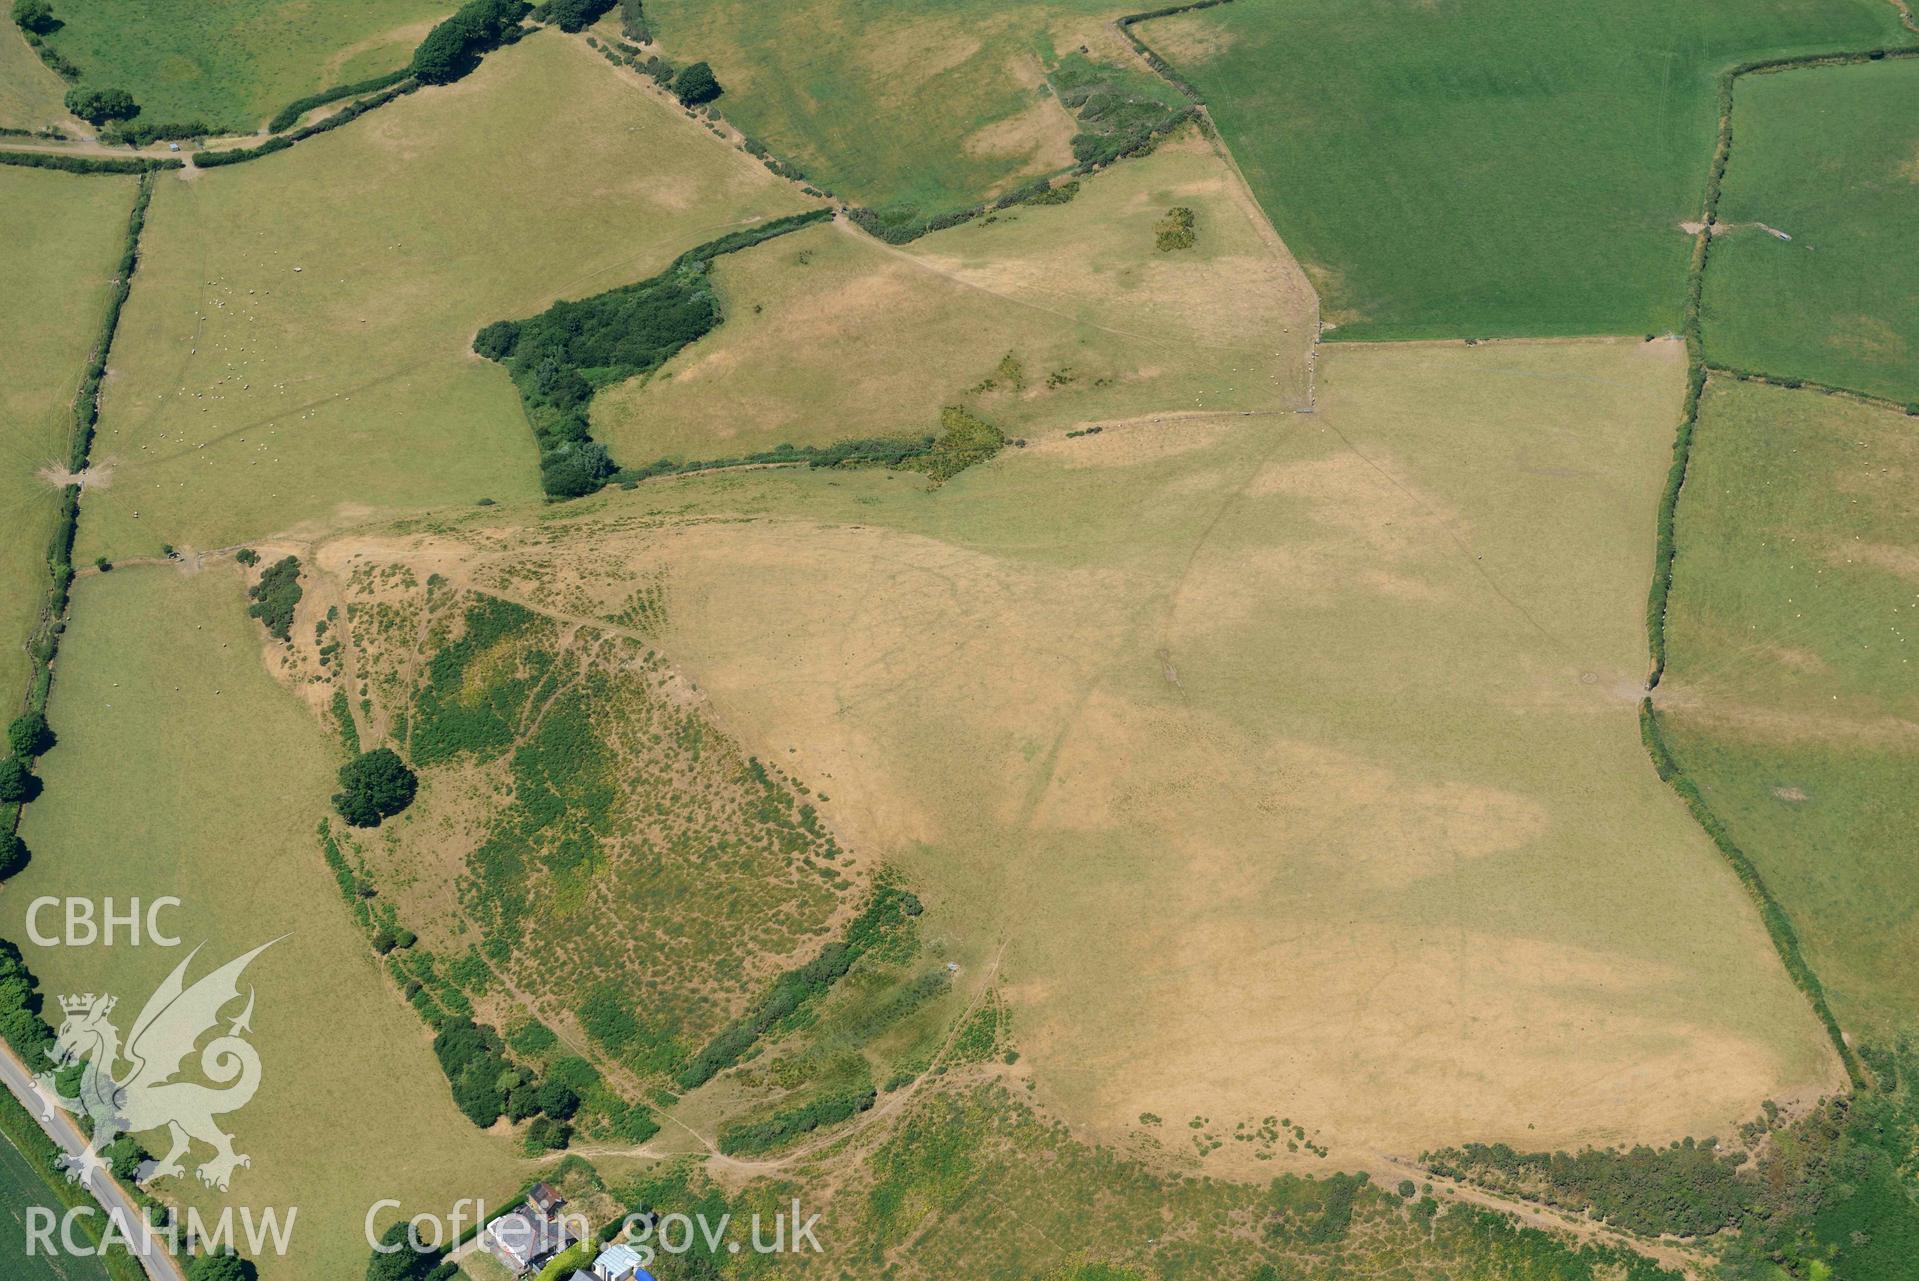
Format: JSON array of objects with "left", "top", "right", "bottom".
[
  {"left": 902, "top": 406, "right": 1006, "bottom": 485},
  {"left": 1050, "top": 53, "right": 1194, "bottom": 171},
  {"left": 246, "top": 554, "right": 302, "bottom": 640},
  {"left": 410, "top": 0, "right": 530, "bottom": 85},
  {"left": 1155, "top": 205, "right": 1196, "bottom": 252},
  {"left": 1423, "top": 1139, "right": 1749, "bottom": 1237},
  {"left": 11, "top": 0, "right": 56, "bottom": 35},
  {"left": 333, "top": 747, "right": 418, "bottom": 828},
  {"left": 718, "top": 1085, "right": 876, "bottom": 1155}
]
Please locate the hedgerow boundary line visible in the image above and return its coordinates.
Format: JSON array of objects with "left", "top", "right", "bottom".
[
  {"left": 1635, "top": 45, "right": 1918, "bottom": 1092},
  {"left": 0, "top": 170, "right": 179, "bottom": 1281}
]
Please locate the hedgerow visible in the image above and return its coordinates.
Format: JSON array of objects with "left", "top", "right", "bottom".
[
  {"left": 194, "top": 80, "right": 416, "bottom": 167},
  {"left": 266, "top": 70, "right": 410, "bottom": 133},
  {"left": 1423, "top": 1139, "right": 1746, "bottom": 1237},
  {"left": 1640, "top": 700, "right": 1859, "bottom": 1084},
  {"left": 0, "top": 150, "right": 181, "bottom": 175}
]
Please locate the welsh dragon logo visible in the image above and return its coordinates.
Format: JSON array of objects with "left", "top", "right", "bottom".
[{"left": 33, "top": 940, "right": 277, "bottom": 1191}]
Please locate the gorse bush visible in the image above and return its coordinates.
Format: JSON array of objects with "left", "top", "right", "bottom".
[{"left": 1155, "top": 206, "right": 1196, "bottom": 251}]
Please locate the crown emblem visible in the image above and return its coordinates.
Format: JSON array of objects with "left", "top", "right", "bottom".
[{"left": 59, "top": 993, "right": 112, "bottom": 1015}]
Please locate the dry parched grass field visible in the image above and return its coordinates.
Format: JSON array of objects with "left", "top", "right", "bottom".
[
  {"left": 75, "top": 30, "right": 812, "bottom": 567},
  {"left": 592, "top": 130, "right": 1316, "bottom": 466},
  {"left": 317, "top": 338, "right": 1839, "bottom": 1168}
]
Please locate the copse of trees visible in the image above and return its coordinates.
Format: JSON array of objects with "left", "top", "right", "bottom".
[
  {"left": 540, "top": 0, "right": 616, "bottom": 33},
  {"left": 65, "top": 87, "right": 138, "bottom": 125},
  {"left": 246, "top": 555, "right": 302, "bottom": 641},
  {"left": 410, "top": 0, "right": 531, "bottom": 85},
  {"left": 186, "top": 1251, "right": 259, "bottom": 1281},
  {"left": 671, "top": 60, "right": 721, "bottom": 105},
  {"left": 333, "top": 748, "right": 419, "bottom": 828}
]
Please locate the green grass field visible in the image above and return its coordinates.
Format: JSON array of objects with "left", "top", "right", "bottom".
[
  {"left": 592, "top": 132, "right": 1316, "bottom": 465},
  {"left": 1137, "top": 0, "right": 1914, "bottom": 340},
  {"left": 0, "top": 169, "right": 135, "bottom": 704},
  {"left": 13, "top": 565, "right": 525, "bottom": 1281},
  {"left": 1659, "top": 379, "right": 1919, "bottom": 1041},
  {"left": 33, "top": 0, "right": 450, "bottom": 132},
  {"left": 0, "top": 29, "right": 76, "bottom": 131},
  {"left": 642, "top": 0, "right": 1140, "bottom": 214},
  {"left": 1701, "top": 57, "right": 1919, "bottom": 404},
  {"left": 0, "top": 1108, "right": 114, "bottom": 1281},
  {"left": 399, "top": 337, "right": 1835, "bottom": 1164},
  {"left": 77, "top": 31, "right": 811, "bottom": 566}
]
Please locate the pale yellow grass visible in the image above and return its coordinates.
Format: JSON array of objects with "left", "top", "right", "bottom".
[
  {"left": 592, "top": 130, "right": 1315, "bottom": 464},
  {"left": 611, "top": 337, "right": 1835, "bottom": 1164},
  {"left": 305, "top": 338, "right": 1840, "bottom": 1170}
]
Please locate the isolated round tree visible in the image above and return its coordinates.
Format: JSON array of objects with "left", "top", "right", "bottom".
[{"left": 331, "top": 748, "right": 418, "bottom": 828}]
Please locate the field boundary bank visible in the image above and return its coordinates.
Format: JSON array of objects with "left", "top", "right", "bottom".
[
  {"left": 1638, "top": 703, "right": 1863, "bottom": 1086},
  {"left": 1647, "top": 43, "right": 1918, "bottom": 688},
  {"left": 0, "top": 172, "right": 184, "bottom": 1281},
  {"left": 1642, "top": 47, "right": 1919, "bottom": 1095}
]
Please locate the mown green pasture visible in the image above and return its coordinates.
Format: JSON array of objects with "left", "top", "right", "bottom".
[
  {"left": 1702, "top": 57, "right": 1919, "bottom": 404},
  {"left": 642, "top": 0, "right": 1138, "bottom": 214},
  {"left": 0, "top": 169, "right": 134, "bottom": 702},
  {"left": 32, "top": 0, "right": 450, "bottom": 132},
  {"left": 1137, "top": 0, "right": 1914, "bottom": 339},
  {"left": 77, "top": 31, "right": 810, "bottom": 564},
  {"left": 1659, "top": 379, "right": 1919, "bottom": 1040},
  {"left": 592, "top": 132, "right": 1316, "bottom": 465},
  {"left": 14, "top": 565, "right": 524, "bottom": 1281}
]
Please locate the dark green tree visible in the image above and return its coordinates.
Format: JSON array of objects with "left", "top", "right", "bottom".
[
  {"left": 246, "top": 555, "right": 303, "bottom": 641},
  {"left": 11, "top": 0, "right": 54, "bottom": 35},
  {"left": 0, "top": 757, "right": 40, "bottom": 804},
  {"left": 186, "top": 1250, "right": 258, "bottom": 1281},
  {"left": 332, "top": 748, "right": 418, "bottom": 827},
  {"left": 7, "top": 712, "right": 51, "bottom": 759},
  {"left": 0, "top": 834, "right": 28, "bottom": 880},
  {"left": 546, "top": 0, "right": 614, "bottom": 32},
  {"left": 536, "top": 1079, "right": 580, "bottom": 1120},
  {"left": 65, "top": 87, "right": 139, "bottom": 124},
  {"left": 366, "top": 1222, "right": 443, "bottom": 1281},
  {"left": 671, "top": 60, "right": 721, "bottom": 106}
]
